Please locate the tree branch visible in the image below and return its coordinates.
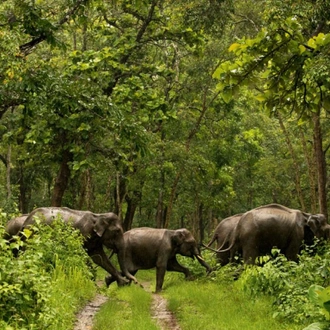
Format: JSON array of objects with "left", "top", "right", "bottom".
[{"left": 19, "top": 0, "right": 88, "bottom": 56}]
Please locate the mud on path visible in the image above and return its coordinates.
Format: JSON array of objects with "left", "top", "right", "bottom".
[{"left": 73, "top": 281, "right": 181, "bottom": 330}]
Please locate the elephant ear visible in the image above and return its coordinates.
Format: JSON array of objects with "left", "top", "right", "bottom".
[
  {"left": 75, "top": 213, "right": 95, "bottom": 238},
  {"left": 307, "top": 214, "right": 327, "bottom": 238},
  {"left": 93, "top": 215, "right": 110, "bottom": 237},
  {"left": 172, "top": 229, "right": 188, "bottom": 246}
]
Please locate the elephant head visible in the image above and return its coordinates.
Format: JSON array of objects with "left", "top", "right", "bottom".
[
  {"left": 172, "top": 229, "right": 212, "bottom": 273},
  {"left": 75, "top": 211, "right": 135, "bottom": 282},
  {"left": 307, "top": 214, "right": 330, "bottom": 240}
]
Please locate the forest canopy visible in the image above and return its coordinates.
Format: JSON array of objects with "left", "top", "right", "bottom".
[{"left": 1, "top": 0, "right": 330, "bottom": 240}]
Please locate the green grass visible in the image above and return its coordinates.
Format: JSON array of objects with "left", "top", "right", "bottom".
[
  {"left": 93, "top": 269, "right": 301, "bottom": 330},
  {"left": 94, "top": 280, "right": 158, "bottom": 330},
  {"left": 47, "top": 263, "right": 96, "bottom": 330},
  {"left": 163, "top": 275, "right": 301, "bottom": 330}
]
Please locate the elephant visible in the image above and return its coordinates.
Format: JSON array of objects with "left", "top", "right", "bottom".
[
  {"left": 216, "top": 203, "right": 329, "bottom": 264},
  {"left": 205, "top": 213, "right": 243, "bottom": 266},
  {"left": 105, "top": 227, "right": 212, "bottom": 292},
  {"left": 4, "top": 214, "right": 28, "bottom": 239},
  {"left": 14, "top": 207, "right": 138, "bottom": 287}
]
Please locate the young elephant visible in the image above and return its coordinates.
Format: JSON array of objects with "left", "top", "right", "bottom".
[{"left": 105, "top": 227, "right": 212, "bottom": 292}]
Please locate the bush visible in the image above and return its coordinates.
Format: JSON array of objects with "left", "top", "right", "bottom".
[
  {"left": 0, "top": 214, "right": 95, "bottom": 329},
  {"left": 236, "top": 244, "right": 330, "bottom": 325}
]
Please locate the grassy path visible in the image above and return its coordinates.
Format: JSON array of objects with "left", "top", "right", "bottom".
[{"left": 90, "top": 271, "right": 301, "bottom": 330}]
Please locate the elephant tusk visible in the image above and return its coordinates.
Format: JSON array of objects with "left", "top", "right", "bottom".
[
  {"left": 201, "top": 244, "right": 219, "bottom": 253},
  {"left": 196, "top": 255, "right": 205, "bottom": 262}
]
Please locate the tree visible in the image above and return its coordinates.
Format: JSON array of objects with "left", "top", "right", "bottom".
[{"left": 213, "top": 0, "right": 330, "bottom": 218}]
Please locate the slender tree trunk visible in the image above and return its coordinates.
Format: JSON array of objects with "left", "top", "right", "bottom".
[
  {"left": 51, "top": 148, "right": 73, "bottom": 207},
  {"left": 115, "top": 172, "right": 122, "bottom": 219},
  {"left": 277, "top": 114, "right": 305, "bottom": 210},
  {"left": 6, "top": 144, "right": 11, "bottom": 200},
  {"left": 78, "top": 169, "right": 93, "bottom": 210},
  {"left": 299, "top": 128, "right": 317, "bottom": 213},
  {"left": 312, "top": 109, "right": 328, "bottom": 219},
  {"left": 156, "top": 171, "right": 165, "bottom": 228},
  {"left": 123, "top": 191, "right": 141, "bottom": 231},
  {"left": 18, "top": 162, "right": 29, "bottom": 213},
  {"left": 198, "top": 203, "right": 204, "bottom": 243}
]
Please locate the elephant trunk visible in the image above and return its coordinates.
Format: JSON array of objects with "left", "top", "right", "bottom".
[
  {"left": 116, "top": 240, "right": 138, "bottom": 284},
  {"left": 196, "top": 254, "right": 212, "bottom": 274},
  {"left": 194, "top": 246, "right": 212, "bottom": 274}
]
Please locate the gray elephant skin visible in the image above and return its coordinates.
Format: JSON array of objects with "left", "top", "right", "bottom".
[
  {"left": 105, "top": 227, "right": 212, "bottom": 292},
  {"left": 8, "top": 207, "right": 137, "bottom": 287},
  {"left": 206, "top": 213, "right": 242, "bottom": 266},
  {"left": 4, "top": 214, "right": 28, "bottom": 238},
  {"left": 217, "top": 203, "right": 329, "bottom": 264}
]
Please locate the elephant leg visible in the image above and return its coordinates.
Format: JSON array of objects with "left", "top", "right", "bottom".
[
  {"left": 155, "top": 266, "right": 167, "bottom": 293},
  {"left": 105, "top": 270, "right": 138, "bottom": 287},
  {"left": 217, "top": 251, "right": 230, "bottom": 266},
  {"left": 167, "top": 257, "right": 191, "bottom": 278},
  {"left": 88, "top": 247, "right": 129, "bottom": 286},
  {"left": 284, "top": 241, "right": 300, "bottom": 262},
  {"left": 242, "top": 247, "right": 258, "bottom": 265}
]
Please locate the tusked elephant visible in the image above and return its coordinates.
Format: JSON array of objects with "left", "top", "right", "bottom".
[
  {"left": 14, "top": 207, "right": 138, "bottom": 287},
  {"left": 105, "top": 227, "right": 212, "bottom": 292},
  {"left": 216, "top": 203, "right": 329, "bottom": 264},
  {"left": 205, "top": 213, "right": 243, "bottom": 266}
]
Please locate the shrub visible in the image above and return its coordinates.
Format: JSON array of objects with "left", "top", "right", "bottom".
[
  {"left": 237, "top": 243, "right": 330, "bottom": 325},
  {"left": 0, "top": 214, "right": 95, "bottom": 329}
]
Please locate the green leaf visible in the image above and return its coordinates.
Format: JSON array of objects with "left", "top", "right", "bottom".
[
  {"left": 303, "top": 322, "right": 325, "bottom": 330},
  {"left": 228, "top": 43, "right": 241, "bottom": 52},
  {"left": 299, "top": 44, "right": 306, "bottom": 54},
  {"left": 222, "top": 88, "right": 232, "bottom": 103}
]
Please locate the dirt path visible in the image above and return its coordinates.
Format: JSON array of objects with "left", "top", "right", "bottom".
[
  {"left": 151, "top": 292, "right": 181, "bottom": 330},
  {"left": 73, "top": 282, "right": 181, "bottom": 330},
  {"left": 73, "top": 294, "right": 108, "bottom": 330}
]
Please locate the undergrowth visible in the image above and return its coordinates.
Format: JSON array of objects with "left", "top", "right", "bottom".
[{"left": 0, "top": 214, "right": 96, "bottom": 330}]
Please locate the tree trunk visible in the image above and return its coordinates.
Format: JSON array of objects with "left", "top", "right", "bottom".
[
  {"left": 312, "top": 109, "right": 328, "bottom": 220},
  {"left": 156, "top": 169, "right": 166, "bottom": 228},
  {"left": 6, "top": 144, "right": 11, "bottom": 200},
  {"left": 18, "top": 162, "right": 30, "bottom": 213},
  {"left": 277, "top": 114, "right": 305, "bottom": 210},
  {"left": 198, "top": 203, "right": 204, "bottom": 243},
  {"left": 299, "top": 127, "right": 317, "bottom": 213},
  {"left": 114, "top": 171, "right": 127, "bottom": 219},
  {"left": 51, "top": 148, "right": 73, "bottom": 207},
  {"left": 123, "top": 191, "right": 141, "bottom": 231}
]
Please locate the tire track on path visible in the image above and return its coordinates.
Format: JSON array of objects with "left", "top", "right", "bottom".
[{"left": 73, "top": 281, "right": 181, "bottom": 330}]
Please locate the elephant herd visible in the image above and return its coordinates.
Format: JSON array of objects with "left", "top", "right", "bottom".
[
  {"left": 4, "top": 203, "right": 330, "bottom": 292},
  {"left": 4, "top": 207, "right": 211, "bottom": 292},
  {"left": 205, "top": 203, "right": 330, "bottom": 266}
]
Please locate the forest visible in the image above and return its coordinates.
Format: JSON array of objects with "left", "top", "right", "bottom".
[
  {"left": 2, "top": 1, "right": 330, "bottom": 329},
  {"left": 1, "top": 0, "right": 330, "bottom": 239}
]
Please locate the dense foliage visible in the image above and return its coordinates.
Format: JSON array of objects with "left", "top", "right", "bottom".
[
  {"left": 0, "top": 0, "right": 329, "bottom": 242},
  {"left": 0, "top": 215, "right": 95, "bottom": 329}
]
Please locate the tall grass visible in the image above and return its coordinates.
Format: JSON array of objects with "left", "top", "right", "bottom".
[{"left": 46, "top": 262, "right": 96, "bottom": 330}]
